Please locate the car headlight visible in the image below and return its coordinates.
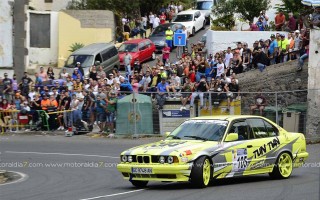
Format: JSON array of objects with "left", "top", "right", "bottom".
[
  {"left": 128, "top": 156, "right": 133, "bottom": 163},
  {"left": 159, "top": 41, "right": 165, "bottom": 45},
  {"left": 159, "top": 156, "right": 165, "bottom": 164},
  {"left": 167, "top": 156, "right": 174, "bottom": 164},
  {"left": 121, "top": 155, "right": 127, "bottom": 162}
]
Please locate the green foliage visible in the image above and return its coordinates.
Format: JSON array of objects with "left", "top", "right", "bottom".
[
  {"left": 69, "top": 42, "right": 85, "bottom": 52},
  {"left": 274, "top": 0, "right": 308, "bottom": 17},
  {"left": 211, "top": 15, "right": 235, "bottom": 31},
  {"left": 212, "top": 0, "right": 271, "bottom": 26}
]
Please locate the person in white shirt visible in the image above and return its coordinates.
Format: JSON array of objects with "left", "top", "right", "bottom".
[
  {"left": 142, "top": 14, "right": 148, "bottom": 30},
  {"left": 153, "top": 14, "right": 160, "bottom": 29},
  {"left": 224, "top": 47, "right": 233, "bottom": 70},
  {"left": 106, "top": 73, "right": 115, "bottom": 85},
  {"left": 216, "top": 57, "right": 225, "bottom": 78},
  {"left": 149, "top": 12, "right": 155, "bottom": 31}
]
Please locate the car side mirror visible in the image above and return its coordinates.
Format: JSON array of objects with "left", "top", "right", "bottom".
[
  {"left": 225, "top": 133, "right": 238, "bottom": 142},
  {"left": 165, "top": 132, "right": 171, "bottom": 137}
]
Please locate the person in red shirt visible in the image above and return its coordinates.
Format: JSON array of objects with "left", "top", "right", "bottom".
[
  {"left": 160, "top": 12, "right": 166, "bottom": 24},
  {"left": 162, "top": 43, "right": 171, "bottom": 65},
  {"left": 189, "top": 68, "right": 196, "bottom": 83},
  {"left": 275, "top": 11, "right": 286, "bottom": 31}
]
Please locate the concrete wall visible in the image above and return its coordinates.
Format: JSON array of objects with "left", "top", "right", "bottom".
[
  {"left": 206, "top": 30, "right": 287, "bottom": 55},
  {"left": 58, "top": 10, "right": 115, "bottom": 67},
  {"left": 29, "top": 0, "right": 72, "bottom": 11},
  {"left": 306, "top": 29, "right": 320, "bottom": 140},
  {"left": 0, "top": 0, "right": 13, "bottom": 68},
  {"left": 26, "top": 11, "right": 59, "bottom": 66}
]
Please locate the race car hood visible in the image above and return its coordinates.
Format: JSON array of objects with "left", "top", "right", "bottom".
[{"left": 121, "top": 139, "right": 219, "bottom": 156}]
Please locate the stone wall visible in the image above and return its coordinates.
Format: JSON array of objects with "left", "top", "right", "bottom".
[{"left": 237, "top": 60, "right": 308, "bottom": 115}]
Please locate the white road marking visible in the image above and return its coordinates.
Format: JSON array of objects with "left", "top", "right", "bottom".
[
  {"left": 79, "top": 189, "right": 145, "bottom": 200},
  {"left": 5, "top": 151, "right": 119, "bottom": 159},
  {"left": 0, "top": 171, "right": 28, "bottom": 186}
]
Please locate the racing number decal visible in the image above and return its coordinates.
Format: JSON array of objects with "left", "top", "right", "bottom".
[{"left": 233, "top": 149, "right": 248, "bottom": 172}]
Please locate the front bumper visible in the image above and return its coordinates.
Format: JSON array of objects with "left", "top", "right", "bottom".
[{"left": 117, "top": 163, "right": 192, "bottom": 182}]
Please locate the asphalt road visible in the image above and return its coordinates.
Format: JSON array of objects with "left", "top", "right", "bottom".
[{"left": 0, "top": 134, "right": 319, "bottom": 200}]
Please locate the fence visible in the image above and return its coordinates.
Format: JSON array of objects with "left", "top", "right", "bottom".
[{"left": 0, "top": 90, "right": 309, "bottom": 136}]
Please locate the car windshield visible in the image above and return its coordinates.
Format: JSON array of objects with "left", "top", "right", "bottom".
[
  {"left": 151, "top": 25, "right": 171, "bottom": 36},
  {"left": 173, "top": 14, "right": 193, "bottom": 22},
  {"left": 196, "top": 1, "right": 213, "bottom": 10},
  {"left": 118, "top": 43, "right": 138, "bottom": 52},
  {"left": 65, "top": 55, "right": 93, "bottom": 68},
  {"left": 167, "top": 120, "right": 228, "bottom": 141}
]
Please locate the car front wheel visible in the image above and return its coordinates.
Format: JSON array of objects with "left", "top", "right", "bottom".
[
  {"left": 192, "top": 27, "right": 195, "bottom": 36},
  {"left": 269, "top": 152, "right": 293, "bottom": 179},
  {"left": 190, "top": 156, "right": 212, "bottom": 188},
  {"left": 130, "top": 180, "right": 148, "bottom": 188}
]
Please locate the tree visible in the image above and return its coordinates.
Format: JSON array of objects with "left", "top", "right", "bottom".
[{"left": 212, "top": 0, "right": 271, "bottom": 28}]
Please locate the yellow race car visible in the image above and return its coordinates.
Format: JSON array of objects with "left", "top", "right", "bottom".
[{"left": 117, "top": 116, "right": 308, "bottom": 188}]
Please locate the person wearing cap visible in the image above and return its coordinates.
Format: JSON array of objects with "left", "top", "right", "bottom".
[
  {"left": 278, "top": 33, "right": 289, "bottom": 63},
  {"left": 159, "top": 66, "right": 168, "bottom": 79},
  {"left": 256, "top": 17, "right": 265, "bottom": 31},
  {"left": 293, "top": 30, "right": 302, "bottom": 59},
  {"left": 156, "top": 77, "right": 169, "bottom": 109},
  {"left": 275, "top": 11, "right": 286, "bottom": 31},
  {"left": 105, "top": 91, "right": 118, "bottom": 133},
  {"left": 268, "top": 34, "right": 279, "bottom": 65}
]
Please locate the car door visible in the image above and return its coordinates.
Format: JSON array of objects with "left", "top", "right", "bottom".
[
  {"left": 138, "top": 42, "right": 146, "bottom": 62},
  {"left": 144, "top": 40, "right": 153, "bottom": 60},
  {"left": 214, "top": 119, "right": 252, "bottom": 178},
  {"left": 195, "top": 11, "right": 201, "bottom": 31},
  {"left": 246, "top": 118, "right": 280, "bottom": 173}
]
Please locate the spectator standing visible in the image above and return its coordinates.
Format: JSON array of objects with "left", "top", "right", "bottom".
[
  {"left": 285, "top": 12, "right": 296, "bottom": 32},
  {"left": 160, "top": 12, "right": 167, "bottom": 25},
  {"left": 242, "top": 43, "right": 252, "bottom": 71},
  {"left": 224, "top": 78, "right": 240, "bottom": 112},
  {"left": 165, "top": 26, "right": 174, "bottom": 48},
  {"left": 3, "top": 73, "right": 13, "bottom": 102},
  {"left": 259, "top": 10, "right": 269, "bottom": 28},
  {"left": 105, "top": 91, "right": 118, "bottom": 134},
  {"left": 124, "top": 50, "right": 132, "bottom": 78},
  {"left": 293, "top": 30, "right": 302, "bottom": 59},
  {"left": 59, "top": 68, "right": 69, "bottom": 80},
  {"left": 153, "top": 14, "right": 160, "bottom": 29},
  {"left": 256, "top": 17, "right": 265, "bottom": 31},
  {"left": 20, "top": 72, "right": 33, "bottom": 97},
  {"left": 62, "top": 91, "right": 72, "bottom": 132},
  {"left": 278, "top": 33, "right": 289, "bottom": 63},
  {"left": 149, "top": 12, "right": 155, "bottom": 31},
  {"left": 224, "top": 47, "right": 233, "bottom": 71},
  {"left": 162, "top": 43, "right": 171, "bottom": 65},
  {"left": 275, "top": 11, "right": 286, "bottom": 31},
  {"left": 94, "top": 95, "right": 107, "bottom": 133},
  {"left": 47, "top": 67, "right": 55, "bottom": 80},
  {"left": 180, "top": 77, "right": 193, "bottom": 111},
  {"left": 39, "top": 66, "right": 48, "bottom": 82},
  {"left": 268, "top": 34, "right": 279, "bottom": 65}
]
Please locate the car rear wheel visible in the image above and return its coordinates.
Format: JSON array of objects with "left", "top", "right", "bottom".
[
  {"left": 269, "top": 152, "right": 293, "bottom": 179},
  {"left": 190, "top": 156, "right": 211, "bottom": 188},
  {"left": 130, "top": 180, "right": 148, "bottom": 188},
  {"left": 192, "top": 27, "right": 195, "bottom": 36}
]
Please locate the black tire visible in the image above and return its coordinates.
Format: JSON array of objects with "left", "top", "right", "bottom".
[
  {"left": 130, "top": 180, "right": 148, "bottom": 188},
  {"left": 269, "top": 152, "right": 293, "bottom": 179},
  {"left": 192, "top": 27, "right": 195, "bottom": 36},
  {"left": 202, "top": 21, "right": 206, "bottom": 30},
  {"left": 190, "top": 156, "right": 212, "bottom": 188}
]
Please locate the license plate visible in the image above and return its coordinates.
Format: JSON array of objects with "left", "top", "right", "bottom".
[{"left": 131, "top": 167, "right": 153, "bottom": 174}]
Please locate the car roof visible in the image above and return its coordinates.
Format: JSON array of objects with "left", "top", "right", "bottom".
[
  {"left": 124, "top": 39, "right": 149, "bottom": 44},
  {"left": 193, "top": 115, "right": 265, "bottom": 121},
  {"left": 72, "top": 43, "right": 115, "bottom": 55},
  {"left": 177, "top": 10, "right": 200, "bottom": 15}
]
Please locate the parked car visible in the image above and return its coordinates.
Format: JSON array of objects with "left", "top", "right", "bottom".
[
  {"left": 62, "top": 43, "right": 120, "bottom": 76},
  {"left": 149, "top": 23, "right": 184, "bottom": 52},
  {"left": 117, "top": 115, "right": 308, "bottom": 188},
  {"left": 118, "top": 39, "right": 156, "bottom": 69},
  {"left": 172, "top": 10, "right": 206, "bottom": 36},
  {"left": 196, "top": 0, "right": 217, "bottom": 25}
]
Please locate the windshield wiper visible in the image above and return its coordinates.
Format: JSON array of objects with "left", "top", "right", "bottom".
[
  {"left": 167, "top": 135, "right": 181, "bottom": 139},
  {"left": 184, "top": 136, "right": 209, "bottom": 141}
]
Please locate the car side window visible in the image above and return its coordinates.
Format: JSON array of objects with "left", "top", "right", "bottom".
[
  {"left": 145, "top": 41, "right": 151, "bottom": 48},
  {"left": 139, "top": 42, "right": 146, "bottom": 51},
  {"left": 263, "top": 120, "right": 279, "bottom": 137},
  {"left": 228, "top": 120, "right": 249, "bottom": 140},
  {"left": 247, "top": 119, "right": 269, "bottom": 139}
]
